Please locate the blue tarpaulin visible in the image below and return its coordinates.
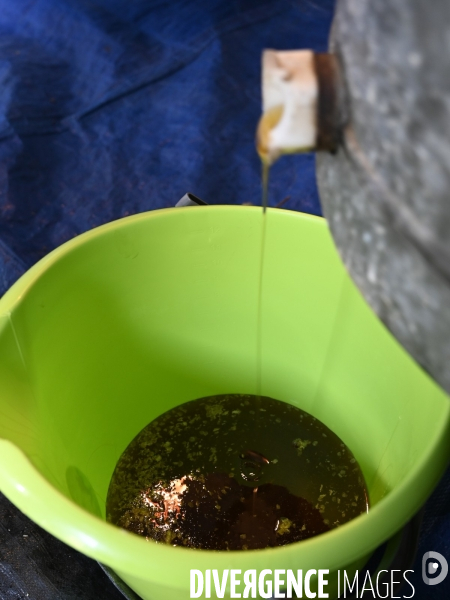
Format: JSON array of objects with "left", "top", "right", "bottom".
[
  {"left": 0, "top": 1, "right": 449, "bottom": 598},
  {"left": 0, "top": 0, "right": 331, "bottom": 295}
]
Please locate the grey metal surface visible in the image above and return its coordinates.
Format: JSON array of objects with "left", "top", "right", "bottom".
[
  {"left": 316, "top": 0, "right": 450, "bottom": 393},
  {"left": 175, "top": 193, "right": 207, "bottom": 207}
]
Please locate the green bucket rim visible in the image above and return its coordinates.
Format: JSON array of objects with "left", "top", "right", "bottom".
[{"left": 0, "top": 206, "right": 448, "bottom": 589}]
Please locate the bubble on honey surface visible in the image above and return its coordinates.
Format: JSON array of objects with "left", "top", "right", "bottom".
[
  {"left": 239, "top": 450, "right": 269, "bottom": 482},
  {"left": 106, "top": 394, "right": 369, "bottom": 550}
]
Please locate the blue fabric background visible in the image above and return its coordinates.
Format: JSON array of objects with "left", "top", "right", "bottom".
[
  {"left": 0, "top": 0, "right": 329, "bottom": 294},
  {"left": 0, "top": 1, "right": 448, "bottom": 599}
]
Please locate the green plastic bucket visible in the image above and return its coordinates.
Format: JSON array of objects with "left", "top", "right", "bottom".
[{"left": 0, "top": 206, "right": 449, "bottom": 599}]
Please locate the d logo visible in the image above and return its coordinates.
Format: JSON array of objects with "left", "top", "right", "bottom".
[{"left": 422, "top": 551, "right": 448, "bottom": 585}]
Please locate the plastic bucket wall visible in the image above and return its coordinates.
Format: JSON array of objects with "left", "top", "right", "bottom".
[{"left": 0, "top": 206, "right": 449, "bottom": 599}]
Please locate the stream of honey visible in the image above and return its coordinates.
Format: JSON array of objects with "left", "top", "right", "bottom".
[{"left": 106, "top": 107, "right": 369, "bottom": 550}]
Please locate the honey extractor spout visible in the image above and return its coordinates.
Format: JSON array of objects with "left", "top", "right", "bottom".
[{"left": 257, "top": 50, "right": 344, "bottom": 165}]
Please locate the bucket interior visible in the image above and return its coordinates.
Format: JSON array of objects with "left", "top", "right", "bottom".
[{"left": 0, "top": 207, "right": 448, "bottom": 526}]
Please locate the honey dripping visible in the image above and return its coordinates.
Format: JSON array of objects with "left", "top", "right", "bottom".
[
  {"left": 106, "top": 107, "right": 369, "bottom": 549},
  {"left": 255, "top": 105, "right": 283, "bottom": 401},
  {"left": 107, "top": 394, "right": 369, "bottom": 549}
]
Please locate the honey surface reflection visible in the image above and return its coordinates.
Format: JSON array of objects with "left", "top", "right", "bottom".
[{"left": 106, "top": 394, "right": 369, "bottom": 550}]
